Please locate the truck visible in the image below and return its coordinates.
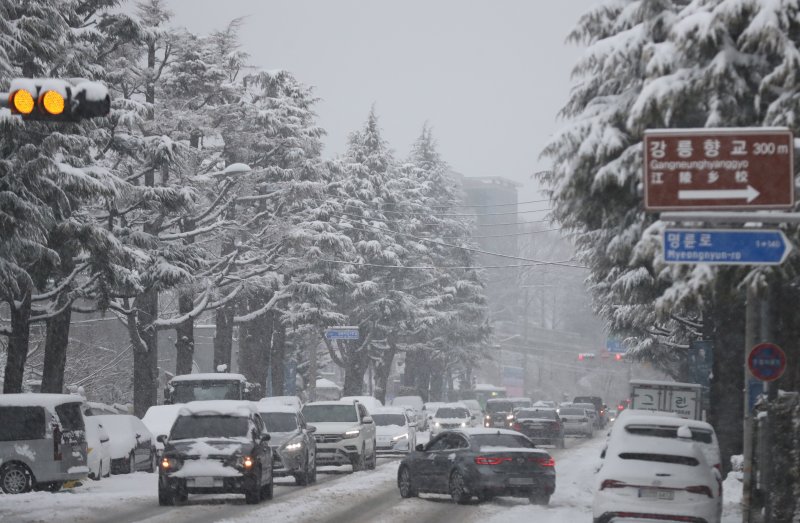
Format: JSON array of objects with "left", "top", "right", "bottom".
[
  {"left": 163, "top": 373, "right": 258, "bottom": 404},
  {"left": 629, "top": 379, "right": 703, "bottom": 420}
]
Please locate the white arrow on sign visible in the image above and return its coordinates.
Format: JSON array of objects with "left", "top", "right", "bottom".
[{"left": 678, "top": 185, "right": 760, "bottom": 202}]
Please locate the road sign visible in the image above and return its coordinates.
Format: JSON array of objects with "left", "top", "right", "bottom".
[
  {"left": 324, "top": 326, "right": 359, "bottom": 340},
  {"left": 644, "top": 128, "right": 794, "bottom": 211},
  {"left": 663, "top": 228, "right": 792, "bottom": 265},
  {"left": 747, "top": 343, "right": 786, "bottom": 382},
  {"left": 606, "top": 338, "right": 625, "bottom": 354}
]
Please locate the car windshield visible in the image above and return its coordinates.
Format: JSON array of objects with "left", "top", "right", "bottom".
[
  {"left": 511, "top": 400, "right": 531, "bottom": 408},
  {"left": 435, "top": 407, "right": 469, "bottom": 418},
  {"left": 517, "top": 409, "right": 557, "bottom": 419},
  {"left": 486, "top": 401, "right": 513, "bottom": 413},
  {"left": 302, "top": 404, "right": 358, "bottom": 423},
  {"left": 625, "top": 425, "right": 713, "bottom": 444},
  {"left": 261, "top": 412, "right": 298, "bottom": 432},
  {"left": 170, "top": 415, "right": 249, "bottom": 440},
  {"left": 472, "top": 433, "right": 536, "bottom": 449},
  {"left": 574, "top": 397, "right": 600, "bottom": 408},
  {"left": 559, "top": 408, "right": 587, "bottom": 416},
  {"left": 373, "top": 414, "right": 406, "bottom": 426},
  {"left": 171, "top": 381, "right": 242, "bottom": 402}
]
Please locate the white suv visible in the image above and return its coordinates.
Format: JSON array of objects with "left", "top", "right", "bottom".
[{"left": 300, "top": 401, "right": 377, "bottom": 471}]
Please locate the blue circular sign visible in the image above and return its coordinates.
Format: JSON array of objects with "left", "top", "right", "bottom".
[{"left": 748, "top": 343, "right": 786, "bottom": 382}]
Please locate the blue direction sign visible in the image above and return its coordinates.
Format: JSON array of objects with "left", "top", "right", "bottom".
[
  {"left": 324, "top": 327, "right": 359, "bottom": 341},
  {"left": 663, "top": 228, "right": 792, "bottom": 265}
]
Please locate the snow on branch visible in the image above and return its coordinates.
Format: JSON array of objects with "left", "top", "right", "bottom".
[
  {"left": 233, "top": 291, "right": 291, "bottom": 323},
  {"left": 154, "top": 286, "right": 211, "bottom": 330},
  {"left": 31, "top": 263, "right": 88, "bottom": 302},
  {"left": 158, "top": 220, "right": 233, "bottom": 241}
]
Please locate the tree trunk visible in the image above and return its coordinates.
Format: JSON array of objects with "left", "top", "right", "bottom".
[
  {"left": 175, "top": 286, "right": 194, "bottom": 375},
  {"left": 41, "top": 294, "right": 72, "bottom": 393},
  {"left": 342, "top": 343, "right": 369, "bottom": 396},
  {"left": 429, "top": 358, "right": 445, "bottom": 402},
  {"left": 3, "top": 291, "right": 32, "bottom": 393},
  {"left": 270, "top": 312, "right": 286, "bottom": 396},
  {"left": 132, "top": 289, "right": 159, "bottom": 417},
  {"left": 213, "top": 305, "right": 234, "bottom": 372},
  {"left": 373, "top": 343, "right": 397, "bottom": 405}
]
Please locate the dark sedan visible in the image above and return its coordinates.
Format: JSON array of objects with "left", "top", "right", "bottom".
[
  {"left": 397, "top": 428, "right": 556, "bottom": 505},
  {"left": 512, "top": 408, "right": 565, "bottom": 448}
]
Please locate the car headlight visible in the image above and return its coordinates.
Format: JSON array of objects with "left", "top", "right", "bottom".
[
  {"left": 343, "top": 429, "right": 360, "bottom": 439},
  {"left": 392, "top": 433, "right": 408, "bottom": 441},
  {"left": 160, "top": 456, "right": 182, "bottom": 471},
  {"left": 283, "top": 441, "right": 303, "bottom": 451},
  {"left": 506, "top": 414, "right": 514, "bottom": 420},
  {"left": 233, "top": 455, "right": 255, "bottom": 469},
  {"left": 434, "top": 422, "right": 441, "bottom": 427},
  {"left": 460, "top": 422, "right": 467, "bottom": 427},
  {"left": 484, "top": 415, "right": 491, "bottom": 420}
]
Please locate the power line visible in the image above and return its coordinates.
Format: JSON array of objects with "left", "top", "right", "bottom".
[
  {"left": 438, "top": 227, "right": 562, "bottom": 239},
  {"left": 380, "top": 197, "right": 551, "bottom": 208},
  {"left": 299, "top": 258, "right": 586, "bottom": 270},
  {"left": 323, "top": 199, "right": 550, "bottom": 218}
]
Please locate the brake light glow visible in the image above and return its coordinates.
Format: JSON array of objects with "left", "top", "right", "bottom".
[
  {"left": 529, "top": 456, "right": 555, "bottom": 467},
  {"left": 512, "top": 423, "right": 522, "bottom": 431},
  {"left": 600, "top": 479, "right": 627, "bottom": 489},
  {"left": 474, "top": 456, "right": 511, "bottom": 465},
  {"left": 685, "top": 485, "right": 713, "bottom": 498}
]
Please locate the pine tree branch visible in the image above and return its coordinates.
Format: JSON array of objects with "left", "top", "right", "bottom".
[
  {"left": 158, "top": 220, "right": 233, "bottom": 241},
  {"left": 154, "top": 286, "right": 211, "bottom": 330},
  {"left": 232, "top": 291, "right": 291, "bottom": 323},
  {"left": 31, "top": 263, "right": 88, "bottom": 302}
]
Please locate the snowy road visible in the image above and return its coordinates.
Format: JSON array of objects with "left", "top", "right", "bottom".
[{"left": 0, "top": 433, "right": 744, "bottom": 523}]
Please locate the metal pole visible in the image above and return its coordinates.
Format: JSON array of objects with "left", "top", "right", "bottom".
[
  {"left": 760, "top": 285, "right": 775, "bottom": 523},
  {"left": 523, "top": 287, "right": 529, "bottom": 396},
  {"left": 742, "top": 282, "right": 758, "bottom": 523}
]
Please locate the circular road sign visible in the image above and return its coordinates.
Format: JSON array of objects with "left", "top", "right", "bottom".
[{"left": 747, "top": 343, "right": 787, "bottom": 382}]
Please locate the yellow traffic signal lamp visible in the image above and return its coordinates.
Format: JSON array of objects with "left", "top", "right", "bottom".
[{"left": 3, "top": 78, "right": 110, "bottom": 122}]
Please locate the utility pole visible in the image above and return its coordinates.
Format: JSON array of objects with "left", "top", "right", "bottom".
[{"left": 742, "top": 282, "right": 758, "bottom": 523}]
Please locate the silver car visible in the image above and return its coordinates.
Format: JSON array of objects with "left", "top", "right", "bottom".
[{"left": 257, "top": 406, "right": 317, "bottom": 485}]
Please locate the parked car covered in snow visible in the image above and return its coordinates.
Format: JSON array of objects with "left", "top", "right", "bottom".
[
  {"left": 157, "top": 400, "right": 273, "bottom": 505},
  {"left": 372, "top": 407, "right": 417, "bottom": 454},
  {"left": 83, "top": 416, "right": 111, "bottom": 480},
  {"left": 255, "top": 404, "right": 317, "bottom": 485},
  {"left": 94, "top": 414, "right": 156, "bottom": 474},
  {"left": 0, "top": 394, "right": 89, "bottom": 494},
  {"left": 142, "top": 404, "right": 184, "bottom": 455}
]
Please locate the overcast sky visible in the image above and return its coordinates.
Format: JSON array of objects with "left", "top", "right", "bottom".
[{"left": 166, "top": 0, "right": 597, "bottom": 202}]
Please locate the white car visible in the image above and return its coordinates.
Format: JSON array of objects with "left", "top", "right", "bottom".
[
  {"left": 428, "top": 403, "right": 472, "bottom": 437},
  {"left": 389, "top": 395, "right": 424, "bottom": 428},
  {"left": 84, "top": 416, "right": 111, "bottom": 480},
  {"left": 94, "top": 414, "right": 156, "bottom": 474},
  {"left": 460, "top": 399, "right": 483, "bottom": 427},
  {"left": 557, "top": 406, "right": 594, "bottom": 437},
  {"left": 421, "top": 402, "right": 446, "bottom": 430},
  {"left": 339, "top": 395, "right": 383, "bottom": 412},
  {"left": 142, "top": 404, "right": 184, "bottom": 454},
  {"left": 372, "top": 407, "right": 416, "bottom": 453},
  {"left": 301, "top": 401, "right": 377, "bottom": 471},
  {"left": 593, "top": 432, "right": 722, "bottom": 523},
  {"left": 259, "top": 396, "right": 303, "bottom": 410}
]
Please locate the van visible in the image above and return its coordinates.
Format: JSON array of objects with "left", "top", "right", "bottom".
[{"left": 0, "top": 394, "right": 89, "bottom": 493}]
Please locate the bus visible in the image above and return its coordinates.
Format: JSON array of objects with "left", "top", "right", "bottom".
[{"left": 473, "top": 383, "right": 507, "bottom": 410}]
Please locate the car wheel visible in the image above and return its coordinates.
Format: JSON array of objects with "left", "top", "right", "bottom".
[
  {"left": 120, "top": 451, "right": 135, "bottom": 474},
  {"left": 147, "top": 448, "right": 157, "bottom": 473},
  {"left": 351, "top": 445, "right": 365, "bottom": 472},
  {"left": 309, "top": 453, "right": 317, "bottom": 483},
  {"left": 103, "top": 458, "right": 111, "bottom": 478},
  {"left": 397, "top": 465, "right": 417, "bottom": 498},
  {"left": 0, "top": 463, "right": 33, "bottom": 494},
  {"left": 244, "top": 467, "right": 262, "bottom": 504},
  {"left": 529, "top": 492, "right": 550, "bottom": 505},
  {"left": 449, "top": 470, "right": 471, "bottom": 504},
  {"left": 295, "top": 453, "right": 309, "bottom": 486},
  {"left": 366, "top": 440, "right": 377, "bottom": 470},
  {"left": 260, "top": 479, "right": 273, "bottom": 501},
  {"left": 158, "top": 486, "right": 175, "bottom": 506}
]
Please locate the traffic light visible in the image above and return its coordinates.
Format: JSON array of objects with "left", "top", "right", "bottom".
[{"left": 4, "top": 78, "right": 110, "bottom": 122}]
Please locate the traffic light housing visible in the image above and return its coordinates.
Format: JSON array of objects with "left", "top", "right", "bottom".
[{"left": 4, "top": 78, "right": 110, "bottom": 122}]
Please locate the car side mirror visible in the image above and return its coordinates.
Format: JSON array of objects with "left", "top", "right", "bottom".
[
  {"left": 157, "top": 434, "right": 168, "bottom": 444},
  {"left": 306, "top": 425, "right": 317, "bottom": 434},
  {"left": 362, "top": 416, "right": 374, "bottom": 424},
  {"left": 415, "top": 443, "right": 425, "bottom": 452}
]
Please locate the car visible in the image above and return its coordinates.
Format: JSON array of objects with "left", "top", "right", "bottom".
[
  {"left": 608, "top": 410, "right": 721, "bottom": 472},
  {"left": 512, "top": 408, "right": 565, "bottom": 448},
  {"left": 372, "top": 407, "right": 417, "bottom": 454},
  {"left": 421, "top": 402, "right": 446, "bottom": 431},
  {"left": 300, "top": 400, "right": 377, "bottom": 471},
  {"left": 593, "top": 430, "right": 722, "bottom": 523},
  {"left": 339, "top": 395, "right": 383, "bottom": 412},
  {"left": 94, "top": 414, "right": 156, "bottom": 474},
  {"left": 255, "top": 404, "right": 317, "bottom": 485},
  {"left": 142, "top": 404, "right": 184, "bottom": 456},
  {"left": 82, "top": 401, "right": 121, "bottom": 416},
  {"left": 570, "top": 402, "right": 602, "bottom": 429},
  {"left": 0, "top": 394, "right": 89, "bottom": 493},
  {"left": 389, "top": 395, "right": 424, "bottom": 428},
  {"left": 557, "top": 406, "right": 594, "bottom": 437},
  {"left": 84, "top": 416, "right": 112, "bottom": 480},
  {"left": 573, "top": 395, "right": 608, "bottom": 427},
  {"left": 459, "top": 399, "right": 483, "bottom": 427},
  {"left": 397, "top": 428, "right": 556, "bottom": 505},
  {"left": 483, "top": 398, "right": 515, "bottom": 428},
  {"left": 533, "top": 400, "right": 557, "bottom": 409},
  {"left": 428, "top": 403, "right": 472, "bottom": 437},
  {"left": 158, "top": 400, "right": 273, "bottom": 505},
  {"left": 259, "top": 396, "right": 303, "bottom": 411},
  {"left": 507, "top": 397, "right": 533, "bottom": 413}
]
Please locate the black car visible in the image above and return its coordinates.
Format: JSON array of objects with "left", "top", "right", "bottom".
[
  {"left": 512, "top": 408, "right": 565, "bottom": 448},
  {"left": 397, "top": 428, "right": 556, "bottom": 505},
  {"left": 157, "top": 401, "right": 273, "bottom": 505},
  {"left": 483, "top": 399, "right": 515, "bottom": 428}
]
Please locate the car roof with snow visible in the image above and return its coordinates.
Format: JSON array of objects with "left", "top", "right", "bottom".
[
  {"left": 254, "top": 403, "right": 299, "bottom": 414},
  {"left": 449, "top": 428, "right": 525, "bottom": 437},
  {"left": 304, "top": 400, "right": 357, "bottom": 407},
  {"left": 177, "top": 400, "right": 257, "bottom": 417},
  {"left": 0, "top": 393, "right": 84, "bottom": 409},
  {"left": 371, "top": 406, "right": 409, "bottom": 416},
  {"left": 169, "top": 373, "right": 246, "bottom": 382}
]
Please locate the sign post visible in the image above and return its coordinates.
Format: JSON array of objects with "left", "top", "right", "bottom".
[{"left": 644, "top": 128, "right": 794, "bottom": 211}]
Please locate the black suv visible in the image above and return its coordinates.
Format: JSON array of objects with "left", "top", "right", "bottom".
[
  {"left": 158, "top": 401, "right": 273, "bottom": 505},
  {"left": 484, "top": 399, "right": 515, "bottom": 428},
  {"left": 572, "top": 396, "right": 607, "bottom": 428}
]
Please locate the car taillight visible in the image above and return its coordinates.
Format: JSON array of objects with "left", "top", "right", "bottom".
[
  {"left": 475, "top": 456, "right": 511, "bottom": 465},
  {"left": 512, "top": 423, "right": 522, "bottom": 431},
  {"left": 600, "top": 479, "right": 626, "bottom": 490},
  {"left": 529, "top": 456, "right": 555, "bottom": 467},
  {"left": 617, "top": 405, "right": 624, "bottom": 411},
  {"left": 685, "top": 485, "right": 713, "bottom": 498}
]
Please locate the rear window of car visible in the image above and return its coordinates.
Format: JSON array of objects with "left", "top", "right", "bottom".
[
  {"left": 625, "top": 424, "right": 713, "bottom": 444},
  {"left": 517, "top": 409, "right": 557, "bottom": 419},
  {"left": 434, "top": 407, "right": 469, "bottom": 418},
  {"left": 559, "top": 408, "right": 586, "bottom": 416},
  {"left": 170, "top": 415, "right": 249, "bottom": 440},
  {"left": 55, "top": 403, "right": 85, "bottom": 432},
  {"left": 619, "top": 452, "right": 699, "bottom": 466},
  {"left": 486, "top": 401, "right": 513, "bottom": 413},
  {"left": 0, "top": 407, "right": 45, "bottom": 441},
  {"left": 573, "top": 397, "right": 600, "bottom": 408},
  {"left": 472, "top": 434, "right": 536, "bottom": 449}
]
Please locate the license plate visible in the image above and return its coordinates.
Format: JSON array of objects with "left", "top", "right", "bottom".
[
  {"left": 193, "top": 477, "right": 216, "bottom": 488},
  {"left": 639, "top": 488, "right": 675, "bottom": 500},
  {"left": 509, "top": 477, "right": 534, "bottom": 485}
]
